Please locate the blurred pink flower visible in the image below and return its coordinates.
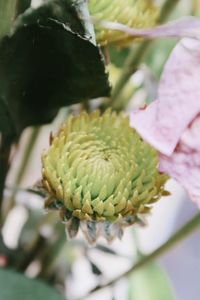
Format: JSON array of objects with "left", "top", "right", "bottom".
[{"left": 130, "top": 37, "right": 200, "bottom": 206}]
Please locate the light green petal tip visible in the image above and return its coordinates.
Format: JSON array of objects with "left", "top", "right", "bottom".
[{"left": 42, "top": 110, "right": 168, "bottom": 243}]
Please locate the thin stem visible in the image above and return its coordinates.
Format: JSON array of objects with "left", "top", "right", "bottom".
[
  {"left": 17, "top": 235, "right": 46, "bottom": 272},
  {"left": 38, "top": 225, "right": 66, "bottom": 280},
  {"left": 15, "top": 0, "right": 31, "bottom": 16},
  {"left": 0, "top": 0, "right": 31, "bottom": 39},
  {"left": 0, "top": 0, "right": 17, "bottom": 38},
  {"left": 111, "top": 41, "right": 149, "bottom": 104},
  {"left": 0, "top": 0, "right": 29, "bottom": 37},
  {"left": 80, "top": 213, "right": 200, "bottom": 299},
  {"left": 0, "top": 0, "right": 32, "bottom": 39},
  {"left": 110, "top": 0, "right": 180, "bottom": 107},
  {"left": 159, "top": 0, "right": 180, "bottom": 21},
  {"left": 0, "top": 135, "right": 12, "bottom": 224},
  {"left": 16, "top": 128, "right": 40, "bottom": 185},
  {"left": 2, "top": 127, "right": 40, "bottom": 220},
  {"left": 16, "top": 214, "right": 58, "bottom": 271},
  {"left": 192, "top": 0, "right": 200, "bottom": 16},
  {"left": 14, "top": 109, "right": 69, "bottom": 272}
]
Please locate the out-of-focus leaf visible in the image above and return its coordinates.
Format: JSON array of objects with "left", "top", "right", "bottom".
[
  {"left": 128, "top": 262, "right": 175, "bottom": 300},
  {"left": 0, "top": 0, "right": 110, "bottom": 136},
  {"left": 109, "top": 45, "right": 130, "bottom": 68},
  {"left": 145, "top": 39, "right": 177, "bottom": 78},
  {"left": 0, "top": 268, "right": 66, "bottom": 300}
]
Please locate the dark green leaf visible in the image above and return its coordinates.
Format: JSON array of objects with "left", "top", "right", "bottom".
[
  {"left": 109, "top": 45, "right": 130, "bottom": 68},
  {"left": 0, "top": 268, "right": 66, "bottom": 300},
  {"left": 15, "top": 0, "right": 86, "bottom": 38},
  {"left": 0, "top": 0, "right": 110, "bottom": 136}
]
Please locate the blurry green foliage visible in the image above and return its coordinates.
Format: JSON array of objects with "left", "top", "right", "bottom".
[
  {"left": 128, "top": 262, "right": 175, "bottom": 300},
  {"left": 144, "top": 39, "right": 177, "bottom": 78},
  {"left": 0, "top": 268, "right": 66, "bottom": 300}
]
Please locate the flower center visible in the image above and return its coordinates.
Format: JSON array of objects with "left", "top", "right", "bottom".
[{"left": 42, "top": 110, "right": 167, "bottom": 222}]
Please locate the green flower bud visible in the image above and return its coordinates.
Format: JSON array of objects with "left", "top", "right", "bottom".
[
  {"left": 41, "top": 110, "right": 168, "bottom": 243},
  {"left": 89, "top": 0, "right": 159, "bottom": 46}
]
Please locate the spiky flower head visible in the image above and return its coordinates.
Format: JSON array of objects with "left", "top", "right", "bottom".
[
  {"left": 41, "top": 110, "right": 168, "bottom": 243},
  {"left": 89, "top": 0, "right": 159, "bottom": 46}
]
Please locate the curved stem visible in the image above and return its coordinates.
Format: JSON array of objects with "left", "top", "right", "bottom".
[
  {"left": 38, "top": 226, "right": 66, "bottom": 280},
  {"left": 159, "top": 0, "right": 180, "bottom": 21},
  {"left": 111, "top": 41, "right": 149, "bottom": 103},
  {"left": 2, "top": 127, "right": 40, "bottom": 221},
  {"left": 110, "top": 0, "right": 180, "bottom": 107},
  {"left": 192, "top": 0, "right": 200, "bottom": 16},
  {"left": 80, "top": 212, "right": 200, "bottom": 299},
  {"left": 0, "top": 0, "right": 17, "bottom": 38},
  {"left": 15, "top": 0, "right": 31, "bottom": 16},
  {"left": 13, "top": 128, "right": 40, "bottom": 186},
  {"left": 17, "top": 235, "right": 46, "bottom": 272},
  {"left": 0, "top": 135, "right": 12, "bottom": 225},
  {"left": 0, "top": 0, "right": 30, "bottom": 38}
]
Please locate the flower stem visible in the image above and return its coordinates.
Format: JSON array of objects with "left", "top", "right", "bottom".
[
  {"left": 2, "top": 127, "right": 40, "bottom": 221},
  {"left": 17, "top": 235, "right": 46, "bottom": 272},
  {"left": 0, "top": 135, "right": 12, "bottom": 224},
  {"left": 0, "top": 0, "right": 17, "bottom": 38},
  {"left": 192, "top": 0, "right": 200, "bottom": 16},
  {"left": 81, "top": 212, "right": 200, "bottom": 299},
  {"left": 37, "top": 226, "right": 66, "bottom": 280},
  {"left": 15, "top": 0, "right": 31, "bottom": 16},
  {"left": 0, "top": 0, "right": 32, "bottom": 39},
  {"left": 110, "top": 0, "right": 180, "bottom": 107}
]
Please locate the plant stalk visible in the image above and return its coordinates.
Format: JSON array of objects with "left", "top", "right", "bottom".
[
  {"left": 38, "top": 227, "right": 66, "bottom": 280},
  {"left": 17, "top": 235, "right": 46, "bottom": 272},
  {"left": 15, "top": 0, "right": 31, "bottom": 16},
  {"left": 0, "top": 0, "right": 32, "bottom": 39},
  {"left": 0, "top": 135, "right": 12, "bottom": 224},
  {"left": 2, "top": 127, "right": 40, "bottom": 220},
  {"left": 80, "top": 212, "right": 200, "bottom": 299},
  {"left": 0, "top": 0, "right": 17, "bottom": 38},
  {"left": 110, "top": 0, "right": 180, "bottom": 107}
]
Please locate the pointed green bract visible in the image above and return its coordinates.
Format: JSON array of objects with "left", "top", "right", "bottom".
[{"left": 42, "top": 110, "right": 168, "bottom": 242}]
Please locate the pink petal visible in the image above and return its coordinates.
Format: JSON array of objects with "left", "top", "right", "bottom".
[
  {"left": 159, "top": 115, "right": 200, "bottom": 207},
  {"left": 101, "top": 17, "right": 200, "bottom": 40},
  {"left": 181, "top": 114, "right": 200, "bottom": 151},
  {"left": 130, "top": 38, "right": 200, "bottom": 156}
]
